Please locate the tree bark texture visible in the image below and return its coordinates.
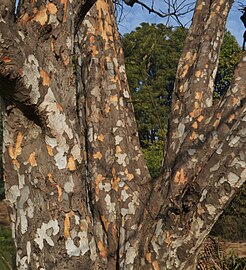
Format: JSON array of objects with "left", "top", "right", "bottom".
[{"left": 0, "top": 0, "right": 245, "bottom": 269}]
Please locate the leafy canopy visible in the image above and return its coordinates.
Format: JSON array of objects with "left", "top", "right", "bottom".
[{"left": 122, "top": 24, "right": 242, "bottom": 177}]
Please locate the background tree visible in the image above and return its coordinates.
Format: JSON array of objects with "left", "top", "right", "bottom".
[
  {"left": 0, "top": 1, "right": 245, "bottom": 270},
  {"left": 214, "top": 31, "right": 243, "bottom": 98},
  {"left": 123, "top": 25, "right": 243, "bottom": 178},
  {"left": 122, "top": 23, "right": 187, "bottom": 176},
  {"left": 122, "top": 23, "right": 187, "bottom": 143}
]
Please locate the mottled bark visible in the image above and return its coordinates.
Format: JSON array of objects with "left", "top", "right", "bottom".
[{"left": 0, "top": 0, "right": 245, "bottom": 269}]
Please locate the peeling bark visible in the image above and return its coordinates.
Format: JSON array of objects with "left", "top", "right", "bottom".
[{"left": 0, "top": 0, "right": 245, "bottom": 269}]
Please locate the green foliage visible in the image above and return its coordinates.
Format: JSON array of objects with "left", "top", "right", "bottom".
[
  {"left": 214, "top": 31, "right": 243, "bottom": 98},
  {"left": 0, "top": 225, "right": 16, "bottom": 270},
  {"left": 142, "top": 138, "right": 164, "bottom": 178},
  {"left": 123, "top": 23, "right": 187, "bottom": 148},
  {"left": 122, "top": 23, "right": 187, "bottom": 177}
]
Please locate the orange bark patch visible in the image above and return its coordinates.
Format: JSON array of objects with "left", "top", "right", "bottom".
[
  {"left": 8, "top": 132, "right": 23, "bottom": 161},
  {"left": 165, "top": 231, "right": 172, "bottom": 245},
  {"left": 127, "top": 174, "right": 134, "bottom": 181},
  {"left": 61, "top": 51, "right": 69, "bottom": 66},
  {"left": 195, "top": 70, "right": 202, "bottom": 77},
  {"left": 227, "top": 113, "right": 235, "bottom": 123},
  {"left": 57, "top": 185, "right": 62, "bottom": 202},
  {"left": 60, "top": 0, "right": 67, "bottom": 22},
  {"left": 110, "top": 95, "right": 118, "bottom": 103},
  {"left": 64, "top": 211, "right": 74, "bottom": 238},
  {"left": 152, "top": 261, "right": 160, "bottom": 270},
  {"left": 189, "top": 131, "right": 197, "bottom": 141},
  {"left": 95, "top": 174, "right": 105, "bottom": 195},
  {"left": 47, "top": 173, "right": 56, "bottom": 185},
  {"left": 91, "top": 45, "right": 99, "bottom": 57},
  {"left": 28, "top": 152, "right": 37, "bottom": 166},
  {"left": 89, "top": 35, "right": 95, "bottom": 43},
  {"left": 66, "top": 155, "right": 76, "bottom": 171},
  {"left": 32, "top": 7, "right": 48, "bottom": 26},
  {"left": 12, "top": 160, "right": 20, "bottom": 169},
  {"left": 112, "top": 224, "right": 118, "bottom": 243},
  {"left": 181, "top": 65, "right": 189, "bottom": 78},
  {"left": 189, "top": 111, "right": 195, "bottom": 118},
  {"left": 174, "top": 168, "right": 187, "bottom": 185},
  {"left": 46, "top": 3, "right": 57, "bottom": 14},
  {"left": 98, "top": 240, "right": 108, "bottom": 259},
  {"left": 190, "top": 107, "right": 202, "bottom": 118},
  {"left": 124, "top": 168, "right": 134, "bottom": 181},
  {"left": 40, "top": 69, "right": 50, "bottom": 86},
  {"left": 2, "top": 56, "right": 11, "bottom": 63},
  {"left": 216, "top": 112, "right": 222, "bottom": 119},
  {"left": 111, "top": 168, "right": 120, "bottom": 191},
  {"left": 213, "top": 112, "right": 222, "bottom": 128},
  {"left": 95, "top": 0, "right": 114, "bottom": 49},
  {"left": 197, "top": 115, "right": 204, "bottom": 122},
  {"left": 232, "top": 97, "right": 239, "bottom": 106},
  {"left": 93, "top": 152, "right": 103, "bottom": 160},
  {"left": 15, "top": 132, "right": 23, "bottom": 156},
  {"left": 145, "top": 252, "right": 152, "bottom": 263},
  {"left": 98, "top": 134, "right": 105, "bottom": 142},
  {"left": 46, "top": 144, "right": 54, "bottom": 156},
  {"left": 50, "top": 39, "right": 55, "bottom": 52},
  {"left": 195, "top": 92, "right": 203, "bottom": 100},
  {"left": 213, "top": 119, "right": 220, "bottom": 128},
  {"left": 101, "top": 215, "right": 110, "bottom": 231},
  {"left": 111, "top": 177, "right": 120, "bottom": 192},
  {"left": 191, "top": 121, "right": 198, "bottom": 129},
  {"left": 48, "top": 173, "right": 62, "bottom": 201},
  {"left": 179, "top": 85, "right": 184, "bottom": 93},
  {"left": 116, "top": 146, "right": 121, "bottom": 154},
  {"left": 105, "top": 104, "right": 110, "bottom": 113},
  {"left": 194, "top": 101, "right": 200, "bottom": 109},
  {"left": 19, "top": 13, "right": 30, "bottom": 24},
  {"left": 83, "top": 150, "right": 87, "bottom": 161}
]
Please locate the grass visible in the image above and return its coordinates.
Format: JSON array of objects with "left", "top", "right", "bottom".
[
  {"left": 0, "top": 225, "right": 16, "bottom": 270},
  {"left": 219, "top": 253, "right": 246, "bottom": 270}
]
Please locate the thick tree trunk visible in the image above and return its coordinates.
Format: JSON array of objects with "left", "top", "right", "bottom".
[{"left": 0, "top": 0, "right": 245, "bottom": 269}]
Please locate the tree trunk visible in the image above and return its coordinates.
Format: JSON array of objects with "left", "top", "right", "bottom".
[{"left": 0, "top": 0, "right": 245, "bottom": 269}]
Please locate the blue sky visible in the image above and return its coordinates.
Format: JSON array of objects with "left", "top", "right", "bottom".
[{"left": 117, "top": 1, "right": 245, "bottom": 46}]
